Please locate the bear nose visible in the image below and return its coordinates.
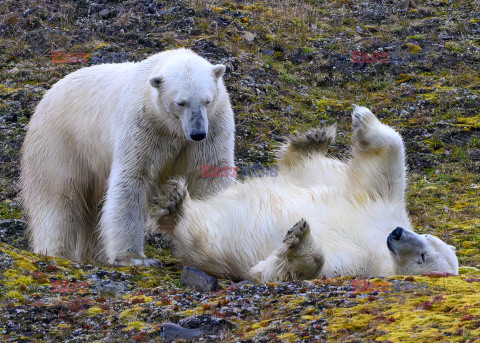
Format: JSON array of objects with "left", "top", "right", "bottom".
[
  {"left": 389, "top": 227, "right": 403, "bottom": 240},
  {"left": 190, "top": 132, "right": 206, "bottom": 141}
]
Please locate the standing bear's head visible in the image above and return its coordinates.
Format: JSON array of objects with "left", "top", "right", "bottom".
[
  {"left": 149, "top": 50, "right": 226, "bottom": 142},
  {"left": 387, "top": 227, "right": 459, "bottom": 275}
]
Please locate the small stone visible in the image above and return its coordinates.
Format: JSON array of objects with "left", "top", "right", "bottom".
[
  {"left": 159, "top": 7, "right": 175, "bottom": 15},
  {"left": 242, "top": 31, "right": 256, "bottom": 43},
  {"left": 235, "top": 280, "right": 254, "bottom": 288},
  {"left": 179, "top": 314, "right": 235, "bottom": 334},
  {"left": 261, "top": 49, "right": 274, "bottom": 55},
  {"left": 468, "top": 149, "right": 480, "bottom": 161},
  {"left": 160, "top": 323, "right": 203, "bottom": 340},
  {"left": 180, "top": 266, "right": 218, "bottom": 292},
  {"left": 99, "top": 9, "right": 111, "bottom": 19},
  {"left": 0, "top": 220, "right": 28, "bottom": 249},
  {"left": 400, "top": 110, "right": 409, "bottom": 117}
]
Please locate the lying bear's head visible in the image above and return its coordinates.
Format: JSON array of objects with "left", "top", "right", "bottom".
[
  {"left": 387, "top": 227, "right": 459, "bottom": 275},
  {"left": 149, "top": 52, "right": 226, "bottom": 142}
]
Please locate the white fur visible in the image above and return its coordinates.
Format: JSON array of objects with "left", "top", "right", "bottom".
[
  {"left": 20, "top": 48, "right": 235, "bottom": 265},
  {"left": 167, "top": 107, "right": 459, "bottom": 281}
]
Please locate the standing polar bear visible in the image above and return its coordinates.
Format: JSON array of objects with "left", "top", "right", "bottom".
[
  {"left": 160, "top": 107, "right": 458, "bottom": 281},
  {"left": 20, "top": 48, "right": 235, "bottom": 266}
]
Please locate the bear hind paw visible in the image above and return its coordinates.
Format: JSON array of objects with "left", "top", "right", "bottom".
[
  {"left": 283, "top": 218, "right": 310, "bottom": 248},
  {"left": 289, "top": 125, "right": 336, "bottom": 154}
]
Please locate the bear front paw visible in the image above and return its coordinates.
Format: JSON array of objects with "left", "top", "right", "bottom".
[
  {"left": 149, "top": 178, "right": 188, "bottom": 224},
  {"left": 352, "top": 106, "right": 400, "bottom": 151},
  {"left": 163, "top": 178, "right": 187, "bottom": 215}
]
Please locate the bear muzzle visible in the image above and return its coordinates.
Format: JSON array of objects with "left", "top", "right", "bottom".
[{"left": 387, "top": 227, "right": 404, "bottom": 252}]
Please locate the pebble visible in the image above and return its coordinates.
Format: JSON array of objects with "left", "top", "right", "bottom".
[
  {"left": 160, "top": 323, "right": 203, "bottom": 341},
  {"left": 180, "top": 266, "right": 218, "bottom": 292}
]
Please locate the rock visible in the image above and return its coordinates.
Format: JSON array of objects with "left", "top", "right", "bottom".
[
  {"left": 159, "top": 7, "right": 176, "bottom": 15},
  {"left": 468, "top": 149, "right": 480, "bottom": 161},
  {"left": 180, "top": 266, "right": 218, "bottom": 292},
  {"left": 235, "top": 280, "right": 254, "bottom": 288},
  {"left": 242, "top": 31, "right": 256, "bottom": 43},
  {"left": 261, "top": 49, "right": 274, "bottom": 55},
  {"left": 98, "top": 9, "right": 113, "bottom": 19},
  {"left": 89, "top": 277, "right": 129, "bottom": 294},
  {"left": 160, "top": 323, "right": 203, "bottom": 341},
  {"left": 0, "top": 250, "right": 14, "bottom": 273},
  {"left": 0, "top": 220, "right": 28, "bottom": 250},
  {"left": 179, "top": 314, "right": 235, "bottom": 334}
]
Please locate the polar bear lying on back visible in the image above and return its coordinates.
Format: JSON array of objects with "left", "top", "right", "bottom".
[{"left": 157, "top": 107, "right": 458, "bottom": 282}]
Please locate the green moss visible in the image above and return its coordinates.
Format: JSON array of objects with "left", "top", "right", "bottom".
[
  {"left": 86, "top": 307, "right": 105, "bottom": 317},
  {"left": 408, "top": 34, "right": 426, "bottom": 40},
  {"left": 403, "top": 42, "right": 423, "bottom": 54},
  {"left": 125, "top": 321, "right": 147, "bottom": 331},
  {"left": 445, "top": 41, "right": 464, "bottom": 53}
]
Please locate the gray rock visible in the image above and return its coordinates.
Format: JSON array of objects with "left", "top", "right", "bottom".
[
  {"left": 160, "top": 323, "right": 203, "bottom": 341},
  {"left": 180, "top": 266, "right": 218, "bottom": 292},
  {"left": 468, "top": 149, "right": 480, "bottom": 161},
  {"left": 99, "top": 9, "right": 112, "bottom": 19},
  {"left": 0, "top": 220, "right": 28, "bottom": 249},
  {"left": 179, "top": 314, "right": 235, "bottom": 334},
  {"left": 89, "top": 278, "right": 129, "bottom": 294},
  {"left": 242, "top": 31, "right": 256, "bottom": 43},
  {"left": 0, "top": 250, "right": 14, "bottom": 273},
  {"left": 235, "top": 280, "right": 254, "bottom": 288},
  {"left": 159, "top": 7, "right": 176, "bottom": 15}
]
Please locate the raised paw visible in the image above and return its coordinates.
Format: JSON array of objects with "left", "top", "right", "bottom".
[
  {"left": 283, "top": 218, "right": 310, "bottom": 247},
  {"left": 289, "top": 125, "right": 336, "bottom": 153},
  {"left": 352, "top": 106, "right": 400, "bottom": 152},
  {"left": 352, "top": 105, "right": 379, "bottom": 131}
]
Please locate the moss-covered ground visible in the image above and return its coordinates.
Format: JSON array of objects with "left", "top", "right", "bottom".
[{"left": 0, "top": 0, "right": 479, "bottom": 341}]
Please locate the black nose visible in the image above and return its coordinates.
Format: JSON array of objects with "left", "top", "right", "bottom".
[
  {"left": 390, "top": 227, "right": 403, "bottom": 240},
  {"left": 190, "top": 133, "right": 206, "bottom": 141}
]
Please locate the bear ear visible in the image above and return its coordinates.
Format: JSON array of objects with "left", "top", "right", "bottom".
[
  {"left": 212, "top": 64, "right": 226, "bottom": 79},
  {"left": 149, "top": 76, "right": 163, "bottom": 88}
]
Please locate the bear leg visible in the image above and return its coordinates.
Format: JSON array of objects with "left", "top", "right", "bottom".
[
  {"left": 26, "top": 193, "right": 90, "bottom": 261},
  {"left": 349, "top": 106, "right": 406, "bottom": 200},
  {"left": 249, "top": 219, "right": 324, "bottom": 282},
  {"left": 278, "top": 125, "right": 336, "bottom": 169}
]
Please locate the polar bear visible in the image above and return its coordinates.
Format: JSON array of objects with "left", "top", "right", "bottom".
[
  {"left": 158, "top": 106, "right": 458, "bottom": 282},
  {"left": 20, "top": 48, "right": 235, "bottom": 266}
]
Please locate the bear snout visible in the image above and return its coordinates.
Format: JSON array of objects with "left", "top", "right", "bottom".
[{"left": 389, "top": 227, "right": 403, "bottom": 240}]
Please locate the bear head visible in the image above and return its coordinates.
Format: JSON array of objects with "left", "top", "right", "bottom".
[
  {"left": 387, "top": 226, "right": 459, "bottom": 275},
  {"left": 149, "top": 53, "right": 226, "bottom": 142}
]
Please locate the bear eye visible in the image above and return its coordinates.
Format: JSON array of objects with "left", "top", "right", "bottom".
[
  {"left": 420, "top": 253, "right": 426, "bottom": 262},
  {"left": 177, "top": 101, "right": 187, "bottom": 107},
  {"left": 205, "top": 99, "right": 211, "bottom": 105}
]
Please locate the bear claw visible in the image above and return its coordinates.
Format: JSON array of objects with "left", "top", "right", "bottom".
[
  {"left": 283, "top": 218, "right": 310, "bottom": 247},
  {"left": 352, "top": 105, "right": 377, "bottom": 130},
  {"left": 113, "top": 257, "right": 162, "bottom": 268}
]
